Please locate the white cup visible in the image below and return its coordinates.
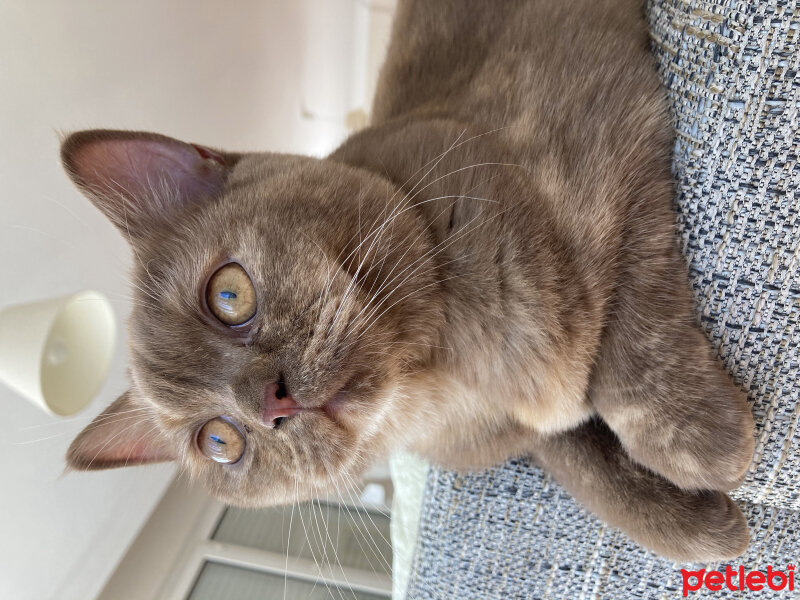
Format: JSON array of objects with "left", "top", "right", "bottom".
[{"left": 0, "top": 291, "right": 116, "bottom": 416}]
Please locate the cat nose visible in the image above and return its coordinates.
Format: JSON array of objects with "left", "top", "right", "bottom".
[{"left": 262, "top": 379, "right": 301, "bottom": 429}]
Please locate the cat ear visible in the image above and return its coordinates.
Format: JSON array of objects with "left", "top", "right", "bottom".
[
  {"left": 66, "top": 391, "right": 174, "bottom": 470},
  {"left": 60, "top": 130, "right": 239, "bottom": 240}
]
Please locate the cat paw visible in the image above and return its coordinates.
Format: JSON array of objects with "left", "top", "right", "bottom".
[
  {"left": 611, "top": 383, "right": 755, "bottom": 492},
  {"left": 652, "top": 386, "right": 754, "bottom": 492},
  {"left": 642, "top": 490, "right": 749, "bottom": 563},
  {"left": 532, "top": 418, "right": 750, "bottom": 563},
  {"left": 661, "top": 417, "right": 754, "bottom": 492}
]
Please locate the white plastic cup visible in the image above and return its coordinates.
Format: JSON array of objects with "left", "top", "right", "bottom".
[{"left": 0, "top": 291, "right": 116, "bottom": 416}]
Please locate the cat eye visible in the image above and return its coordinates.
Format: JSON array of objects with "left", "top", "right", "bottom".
[
  {"left": 206, "top": 262, "right": 257, "bottom": 326},
  {"left": 196, "top": 417, "right": 246, "bottom": 464}
]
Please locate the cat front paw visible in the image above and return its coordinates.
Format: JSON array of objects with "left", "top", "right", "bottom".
[
  {"left": 531, "top": 418, "right": 750, "bottom": 562},
  {"left": 606, "top": 378, "right": 755, "bottom": 492},
  {"left": 642, "top": 384, "right": 754, "bottom": 492},
  {"left": 643, "top": 490, "right": 749, "bottom": 563},
  {"left": 662, "top": 411, "right": 754, "bottom": 492}
]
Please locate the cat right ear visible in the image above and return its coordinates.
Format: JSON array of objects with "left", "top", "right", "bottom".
[
  {"left": 66, "top": 391, "right": 174, "bottom": 470},
  {"left": 60, "top": 130, "right": 239, "bottom": 240}
]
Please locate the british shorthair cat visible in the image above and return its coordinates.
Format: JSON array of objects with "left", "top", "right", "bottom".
[{"left": 63, "top": 0, "right": 754, "bottom": 561}]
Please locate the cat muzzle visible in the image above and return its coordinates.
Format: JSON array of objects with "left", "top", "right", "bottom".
[{"left": 262, "top": 381, "right": 302, "bottom": 428}]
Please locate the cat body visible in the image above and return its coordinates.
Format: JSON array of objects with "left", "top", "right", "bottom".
[{"left": 64, "top": 0, "right": 754, "bottom": 562}]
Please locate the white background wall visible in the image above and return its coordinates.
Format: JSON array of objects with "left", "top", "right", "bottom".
[{"left": 0, "top": 1, "right": 369, "bottom": 598}]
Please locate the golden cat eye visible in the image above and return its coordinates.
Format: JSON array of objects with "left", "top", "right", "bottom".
[
  {"left": 206, "top": 262, "right": 257, "bottom": 326},
  {"left": 197, "top": 417, "right": 245, "bottom": 464}
]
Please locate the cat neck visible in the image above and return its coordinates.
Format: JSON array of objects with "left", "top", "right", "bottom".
[{"left": 331, "top": 117, "right": 602, "bottom": 455}]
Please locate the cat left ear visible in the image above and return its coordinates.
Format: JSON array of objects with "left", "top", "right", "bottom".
[
  {"left": 60, "top": 129, "right": 239, "bottom": 240},
  {"left": 66, "top": 391, "right": 175, "bottom": 470}
]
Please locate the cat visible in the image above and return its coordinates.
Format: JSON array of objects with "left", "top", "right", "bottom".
[{"left": 63, "top": 0, "right": 754, "bottom": 562}]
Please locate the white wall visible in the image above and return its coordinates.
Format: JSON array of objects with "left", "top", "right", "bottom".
[{"left": 0, "top": 2, "right": 354, "bottom": 598}]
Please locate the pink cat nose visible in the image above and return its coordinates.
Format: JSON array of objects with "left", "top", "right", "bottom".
[{"left": 262, "top": 380, "right": 301, "bottom": 429}]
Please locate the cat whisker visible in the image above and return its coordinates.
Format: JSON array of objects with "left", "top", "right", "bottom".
[
  {"left": 14, "top": 406, "right": 149, "bottom": 432},
  {"left": 104, "top": 292, "right": 154, "bottom": 310},
  {"left": 338, "top": 258, "right": 460, "bottom": 356},
  {"left": 10, "top": 431, "right": 76, "bottom": 445},
  {"left": 128, "top": 280, "right": 160, "bottom": 305},
  {"left": 12, "top": 409, "right": 153, "bottom": 446},
  {"left": 352, "top": 210, "right": 505, "bottom": 340},
  {"left": 340, "top": 201, "right": 463, "bottom": 342},
  {"left": 365, "top": 204, "right": 501, "bottom": 306},
  {"left": 313, "top": 465, "right": 386, "bottom": 600},
  {"left": 410, "top": 161, "right": 525, "bottom": 202},
  {"left": 284, "top": 479, "right": 297, "bottom": 600},
  {"left": 356, "top": 226, "right": 399, "bottom": 321},
  {"left": 81, "top": 410, "right": 152, "bottom": 429},
  {"left": 376, "top": 339, "right": 452, "bottom": 351},
  {"left": 349, "top": 156, "right": 503, "bottom": 309},
  {"left": 314, "top": 214, "right": 376, "bottom": 338},
  {"left": 298, "top": 229, "right": 337, "bottom": 344},
  {"left": 361, "top": 158, "right": 515, "bottom": 251},
  {"left": 328, "top": 200, "right": 401, "bottom": 337},
  {"left": 357, "top": 274, "right": 463, "bottom": 345},
  {"left": 334, "top": 487, "right": 389, "bottom": 577},
  {"left": 303, "top": 493, "right": 336, "bottom": 600},
  {"left": 344, "top": 190, "right": 499, "bottom": 334},
  {"left": 323, "top": 129, "right": 480, "bottom": 333},
  {"left": 291, "top": 478, "right": 340, "bottom": 600},
  {"left": 315, "top": 460, "right": 391, "bottom": 580},
  {"left": 339, "top": 179, "right": 504, "bottom": 324},
  {"left": 319, "top": 197, "right": 422, "bottom": 340},
  {"left": 336, "top": 199, "right": 475, "bottom": 344},
  {"left": 285, "top": 445, "right": 347, "bottom": 599},
  {"left": 308, "top": 496, "right": 333, "bottom": 595},
  {"left": 310, "top": 493, "right": 355, "bottom": 600},
  {"left": 337, "top": 470, "right": 392, "bottom": 572},
  {"left": 382, "top": 125, "right": 512, "bottom": 207}
]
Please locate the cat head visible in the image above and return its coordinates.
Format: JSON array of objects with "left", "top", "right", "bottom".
[{"left": 62, "top": 130, "right": 444, "bottom": 505}]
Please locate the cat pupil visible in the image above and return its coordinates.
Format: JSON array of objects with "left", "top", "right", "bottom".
[
  {"left": 210, "top": 434, "right": 225, "bottom": 445},
  {"left": 220, "top": 291, "right": 237, "bottom": 300}
]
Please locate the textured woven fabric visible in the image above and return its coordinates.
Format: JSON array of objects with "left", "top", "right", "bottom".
[{"left": 406, "top": 1, "right": 800, "bottom": 598}]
